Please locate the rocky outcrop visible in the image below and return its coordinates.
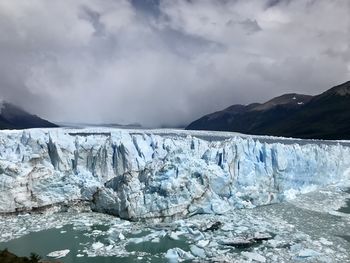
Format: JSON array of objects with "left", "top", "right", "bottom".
[{"left": 0, "top": 128, "right": 350, "bottom": 220}]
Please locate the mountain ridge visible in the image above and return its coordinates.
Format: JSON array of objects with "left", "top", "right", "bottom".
[
  {"left": 186, "top": 81, "right": 350, "bottom": 140},
  {"left": 0, "top": 101, "right": 58, "bottom": 130}
]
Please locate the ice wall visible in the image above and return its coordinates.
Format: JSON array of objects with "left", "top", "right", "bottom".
[{"left": 0, "top": 128, "right": 349, "bottom": 220}]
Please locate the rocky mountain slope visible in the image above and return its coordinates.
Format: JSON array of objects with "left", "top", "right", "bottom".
[
  {"left": 186, "top": 81, "right": 350, "bottom": 140},
  {"left": 0, "top": 101, "right": 57, "bottom": 130}
]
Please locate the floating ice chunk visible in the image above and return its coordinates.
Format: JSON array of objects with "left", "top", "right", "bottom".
[
  {"left": 165, "top": 248, "right": 179, "bottom": 263},
  {"left": 324, "top": 248, "right": 335, "bottom": 254},
  {"left": 92, "top": 230, "right": 102, "bottom": 235},
  {"left": 190, "top": 245, "right": 206, "bottom": 258},
  {"left": 236, "top": 226, "right": 249, "bottom": 232},
  {"left": 241, "top": 251, "right": 266, "bottom": 262},
  {"left": 47, "top": 249, "right": 70, "bottom": 259},
  {"left": 76, "top": 254, "right": 84, "bottom": 257},
  {"left": 1, "top": 233, "right": 12, "bottom": 239},
  {"left": 298, "top": 249, "right": 321, "bottom": 258},
  {"left": 165, "top": 248, "right": 195, "bottom": 262},
  {"left": 151, "top": 237, "right": 160, "bottom": 243},
  {"left": 92, "top": 242, "right": 104, "bottom": 250},
  {"left": 221, "top": 223, "right": 234, "bottom": 231},
  {"left": 118, "top": 233, "right": 125, "bottom": 240},
  {"left": 169, "top": 231, "right": 181, "bottom": 240},
  {"left": 105, "top": 245, "right": 113, "bottom": 250},
  {"left": 290, "top": 243, "right": 303, "bottom": 252},
  {"left": 267, "top": 239, "right": 285, "bottom": 248},
  {"left": 197, "top": 239, "right": 210, "bottom": 248},
  {"left": 176, "top": 248, "right": 194, "bottom": 261},
  {"left": 129, "top": 237, "right": 144, "bottom": 244},
  {"left": 319, "top": 237, "right": 333, "bottom": 246},
  {"left": 187, "top": 228, "right": 204, "bottom": 241}
]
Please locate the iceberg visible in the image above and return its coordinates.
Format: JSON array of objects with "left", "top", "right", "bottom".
[
  {"left": 47, "top": 249, "right": 70, "bottom": 258},
  {"left": 0, "top": 128, "right": 349, "bottom": 221},
  {"left": 241, "top": 252, "right": 266, "bottom": 263}
]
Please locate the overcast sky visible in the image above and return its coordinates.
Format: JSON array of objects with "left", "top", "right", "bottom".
[{"left": 0, "top": 0, "right": 349, "bottom": 127}]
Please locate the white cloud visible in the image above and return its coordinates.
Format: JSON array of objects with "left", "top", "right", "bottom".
[{"left": 0, "top": 0, "right": 349, "bottom": 127}]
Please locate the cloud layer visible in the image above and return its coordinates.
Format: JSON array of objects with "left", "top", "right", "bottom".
[{"left": 0, "top": 0, "right": 349, "bottom": 127}]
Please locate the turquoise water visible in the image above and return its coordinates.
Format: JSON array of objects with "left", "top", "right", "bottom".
[
  {"left": 0, "top": 224, "right": 189, "bottom": 263},
  {"left": 0, "top": 224, "right": 128, "bottom": 263}
]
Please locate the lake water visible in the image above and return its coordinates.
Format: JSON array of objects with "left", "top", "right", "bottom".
[
  {"left": 0, "top": 223, "right": 190, "bottom": 263},
  {"left": 1, "top": 224, "right": 121, "bottom": 263}
]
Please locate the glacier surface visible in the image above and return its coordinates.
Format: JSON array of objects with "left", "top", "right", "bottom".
[{"left": 0, "top": 128, "right": 350, "bottom": 220}]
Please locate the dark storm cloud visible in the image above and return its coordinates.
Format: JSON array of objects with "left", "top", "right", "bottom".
[
  {"left": 131, "top": 0, "right": 161, "bottom": 16},
  {"left": 235, "top": 19, "right": 262, "bottom": 34},
  {"left": 266, "top": 0, "right": 291, "bottom": 8},
  {"left": 0, "top": 0, "right": 349, "bottom": 127},
  {"left": 80, "top": 6, "right": 105, "bottom": 36}
]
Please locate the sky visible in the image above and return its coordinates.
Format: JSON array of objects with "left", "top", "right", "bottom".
[{"left": 0, "top": 0, "right": 349, "bottom": 127}]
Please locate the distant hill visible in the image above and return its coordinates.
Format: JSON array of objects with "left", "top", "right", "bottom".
[
  {"left": 0, "top": 101, "right": 58, "bottom": 129},
  {"left": 186, "top": 81, "right": 350, "bottom": 140}
]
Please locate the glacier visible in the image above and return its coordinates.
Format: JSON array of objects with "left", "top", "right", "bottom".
[{"left": 0, "top": 128, "right": 350, "bottom": 221}]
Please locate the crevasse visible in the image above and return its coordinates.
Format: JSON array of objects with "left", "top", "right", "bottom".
[{"left": 0, "top": 128, "right": 349, "bottom": 221}]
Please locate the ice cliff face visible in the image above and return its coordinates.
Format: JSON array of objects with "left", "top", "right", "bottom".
[{"left": 0, "top": 128, "right": 350, "bottom": 221}]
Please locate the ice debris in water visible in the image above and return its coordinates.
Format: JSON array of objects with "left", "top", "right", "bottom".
[
  {"left": 47, "top": 249, "right": 70, "bottom": 258},
  {"left": 0, "top": 193, "right": 349, "bottom": 263}
]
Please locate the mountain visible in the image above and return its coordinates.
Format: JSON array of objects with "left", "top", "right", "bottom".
[
  {"left": 0, "top": 101, "right": 58, "bottom": 129},
  {"left": 186, "top": 81, "right": 350, "bottom": 140}
]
